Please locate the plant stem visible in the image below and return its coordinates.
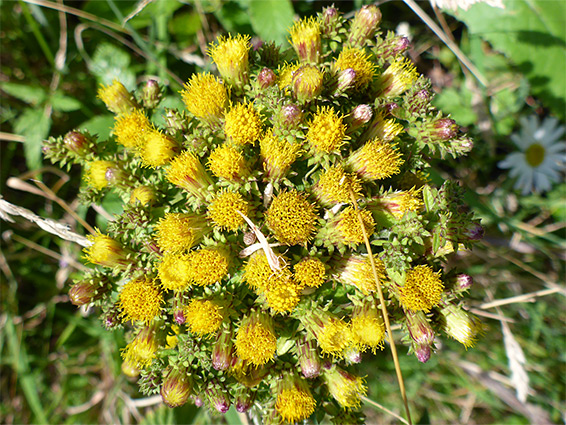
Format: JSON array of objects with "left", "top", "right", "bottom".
[{"left": 349, "top": 189, "right": 412, "bottom": 425}]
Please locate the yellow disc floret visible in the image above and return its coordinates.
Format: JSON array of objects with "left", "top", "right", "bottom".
[
  {"left": 166, "top": 150, "right": 212, "bottom": 198},
  {"left": 140, "top": 128, "right": 179, "bottom": 167},
  {"left": 130, "top": 186, "right": 156, "bottom": 206},
  {"left": 84, "top": 230, "right": 128, "bottom": 268},
  {"left": 260, "top": 129, "right": 302, "bottom": 180},
  {"left": 243, "top": 251, "right": 276, "bottom": 291},
  {"left": 306, "top": 106, "right": 347, "bottom": 153},
  {"left": 399, "top": 265, "right": 444, "bottom": 312},
  {"left": 98, "top": 80, "right": 137, "bottom": 114},
  {"left": 186, "top": 248, "right": 229, "bottom": 286},
  {"left": 347, "top": 138, "right": 403, "bottom": 181},
  {"left": 119, "top": 278, "right": 162, "bottom": 323},
  {"left": 157, "top": 253, "right": 192, "bottom": 291},
  {"left": 235, "top": 313, "right": 277, "bottom": 366},
  {"left": 288, "top": 17, "right": 321, "bottom": 63},
  {"left": 316, "top": 317, "right": 352, "bottom": 357},
  {"left": 207, "top": 144, "right": 249, "bottom": 180},
  {"left": 266, "top": 190, "right": 318, "bottom": 246},
  {"left": 331, "top": 207, "right": 375, "bottom": 246},
  {"left": 276, "top": 383, "right": 316, "bottom": 422},
  {"left": 185, "top": 299, "right": 223, "bottom": 336},
  {"left": 324, "top": 367, "right": 367, "bottom": 409},
  {"left": 351, "top": 304, "right": 385, "bottom": 353},
  {"left": 113, "top": 109, "right": 151, "bottom": 149},
  {"left": 264, "top": 271, "right": 301, "bottom": 313},
  {"left": 377, "top": 57, "right": 419, "bottom": 98},
  {"left": 181, "top": 73, "right": 228, "bottom": 123},
  {"left": 293, "top": 258, "right": 326, "bottom": 288},
  {"left": 336, "top": 255, "right": 386, "bottom": 295},
  {"left": 208, "top": 34, "right": 251, "bottom": 87},
  {"left": 84, "top": 160, "right": 113, "bottom": 190},
  {"left": 224, "top": 102, "right": 262, "bottom": 145},
  {"left": 154, "top": 213, "right": 208, "bottom": 253},
  {"left": 333, "top": 47, "right": 376, "bottom": 89},
  {"left": 207, "top": 190, "right": 249, "bottom": 231},
  {"left": 121, "top": 326, "right": 158, "bottom": 368},
  {"left": 278, "top": 62, "right": 301, "bottom": 89},
  {"left": 313, "top": 165, "right": 362, "bottom": 206}
]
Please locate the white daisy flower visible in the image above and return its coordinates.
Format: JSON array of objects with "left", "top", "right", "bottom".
[{"left": 498, "top": 115, "right": 566, "bottom": 195}]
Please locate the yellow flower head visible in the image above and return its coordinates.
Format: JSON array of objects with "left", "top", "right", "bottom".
[
  {"left": 313, "top": 165, "right": 362, "bottom": 207},
  {"left": 84, "top": 160, "right": 114, "bottom": 190},
  {"left": 121, "top": 325, "right": 158, "bottom": 368},
  {"left": 208, "top": 34, "right": 251, "bottom": 87},
  {"left": 243, "top": 250, "right": 285, "bottom": 292},
  {"left": 377, "top": 57, "right": 419, "bottom": 98},
  {"left": 139, "top": 128, "right": 179, "bottom": 167},
  {"left": 329, "top": 207, "right": 375, "bottom": 246},
  {"left": 157, "top": 253, "right": 192, "bottom": 291},
  {"left": 276, "top": 377, "right": 316, "bottom": 422},
  {"left": 336, "top": 254, "right": 386, "bottom": 295},
  {"left": 235, "top": 312, "right": 277, "bottom": 366},
  {"left": 375, "top": 187, "right": 424, "bottom": 219},
  {"left": 207, "top": 144, "right": 249, "bottom": 181},
  {"left": 293, "top": 257, "right": 326, "bottom": 288},
  {"left": 347, "top": 139, "right": 403, "bottom": 181},
  {"left": 278, "top": 62, "right": 301, "bottom": 90},
  {"left": 207, "top": 190, "right": 249, "bottom": 231},
  {"left": 288, "top": 17, "right": 321, "bottom": 63},
  {"left": 292, "top": 65, "right": 324, "bottom": 102},
  {"left": 440, "top": 304, "right": 483, "bottom": 348},
  {"left": 185, "top": 299, "right": 223, "bottom": 336},
  {"left": 333, "top": 47, "right": 376, "bottom": 89},
  {"left": 260, "top": 129, "right": 302, "bottom": 181},
  {"left": 324, "top": 366, "right": 367, "bottom": 409},
  {"left": 399, "top": 265, "right": 444, "bottom": 312},
  {"left": 121, "top": 357, "right": 140, "bottom": 378},
  {"left": 166, "top": 150, "right": 212, "bottom": 199},
  {"left": 119, "top": 278, "right": 162, "bottom": 323},
  {"left": 264, "top": 271, "right": 301, "bottom": 313},
  {"left": 266, "top": 190, "right": 318, "bottom": 246},
  {"left": 315, "top": 316, "right": 352, "bottom": 357},
  {"left": 224, "top": 102, "right": 262, "bottom": 145},
  {"left": 97, "top": 80, "right": 137, "bottom": 114},
  {"left": 351, "top": 303, "right": 385, "bottom": 353},
  {"left": 181, "top": 73, "right": 228, "bottom": 123},
  {"left": 129, "top": 186, "right": 157, "bottom": 207},
  {"left": 363, "top": 111, "right": 404, "bottom": 142},
  {"left": 186, "top": 248, "right": 229, "bottom": 286},
  {"left": 84, "top": 230, "right": 128, "bottom": 268},
  {"left": 113, "top": 109, "right": 151, "bottom": 149},
  {"left": 154, "top": 213, "right": 208, "bottom": 253},
  {"left": 306, "top": 106, "right": 347, "bottom": 154}
]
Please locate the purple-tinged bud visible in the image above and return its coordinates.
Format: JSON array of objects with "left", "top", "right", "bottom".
[
  {"left": 346, "top": 104, "right": 373, "bottom": 134},
  {"left": 257, "top": 67, "right": 277, "bottom": 89},
  {"left": 279, "top": 104, "right": 303, "bottom": 128},
  {"left": 464, "top": 222, "right": 484, "bottom": 240},
  {"left": 160, "top": 367, "right": 192, "bottom": 408},
  {"left": 347, "top": 5, "right": 382, "bottom": 48},
  {"left": 431, "top": 118, "right": 458, "bottom": 141},
  {"left": 192, "top": 395, "right": 203, "bottom": 407},
  {"left": 42, "top": 144, "right": 50, "bottom": 154},
  {"left": 374, "top": 34, "right": 411, "bottom": 63},
  {"left": 174, "top": 309, "right": 186, "bottom": 325},
  {"left": 212, "top": 326, "right": 235, "bottom": 371},
  {"left": 405, "top": 310, "right": 435, "bottom": 363},
  {"left": 335, "top": 68, "right": 356, "bottom": 93},
  {"left": 104, "top": 166, "right": 125, "bottom": 186},
  {"left": 458, "top": 137, "right": 474, "bottom": 153},
  {"left": 141, "top": 79, "right": 162, "bottom": 109},
  {"left": 235, "top": 387, "right": 256, "bottom": 413},
  {"left": 456, "top": 274, "right": 473, "bottom": 291},
  {"left": 292, "top": 65, "right": 324, "bottom": 103},
  {"left": 64, "top": 131, "right": 92, "bottom": 155},
  {"left": 204, "top": 380, "right": 230, "bottom": 413},
  {"left": 385, "top": 102, "right": 400, "bottom": 114},
  {"left": 343, "top": 347, "right": 362, "bottom": 364},
  {"left": 297, "top": 336, "right": 322, "bottom": 379},
  {"left": 69, "top": 276, "right": 111, "bottom": 306},
  {"left": 321, "top": 6, "right": 340, "bottom": 36},
  {"left": 102, "top": 303, "right": 121, "bottom": 330}
]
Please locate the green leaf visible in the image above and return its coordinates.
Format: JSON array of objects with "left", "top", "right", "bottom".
[
  {"left": 50, "top": 92, "right": 82, "bottom": 112},
  {"left": 0, "top": 82, "right": 46, "bottom": 105},
  {"left": 79, "top": 114, "right": 115, "bottom": 140},
  {"left": 14, "top": 108, "right": 51, "bottom": 170},
  {"left": 248, "top": 0, "right": 295, "bottom": 45},
  {"left": 450, "top": 0, "right": 566, "bottom": 119},
  {"left": 90, "top": 42, "right": 136, "bottom": 90}
]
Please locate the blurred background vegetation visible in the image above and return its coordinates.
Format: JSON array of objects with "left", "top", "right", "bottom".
[{"left": 1, "top": 0, "right": 564, "bottom": 424}]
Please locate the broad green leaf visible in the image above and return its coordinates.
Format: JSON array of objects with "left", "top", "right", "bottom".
[
  {"left": 450, "top": 0, "right": 566, "bottom": 119},
  {"left": 14, "top": 108, "right": 51, "bottom": 170},
  {"left": 0, "top": 82, "right": 46, "bottom": 105},
  {"left": 79, "top": 114, "right": 115, "bottom": 140},
  {"left": 433, "top": 87, "right": 477, "bottom": 126},
  {"left": 90, "top": 42, "right": 136, "bottom": 90},
  {"left": 248, "top": 0, "right": 295, "bottom": 45},
  {"left": 50, "top": 92, "right": 82, "bottom": 112},
  {"left": 169, "top": 10, "right": 202, "bottom": 38},
  {"left": 212, "top": 1, "right": 254, "bottom": 35}
]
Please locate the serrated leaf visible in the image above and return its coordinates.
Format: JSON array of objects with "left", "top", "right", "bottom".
[
  {"left": 14, "top": 108, "right": 51, "bottom": 170},
  {"left": 1, "top": 82, "right": 46, "bottom": 105},
  {"left": 450, "top": 0, "right": 566, "bottom": 119},
  {"left": 248, "top": 0, "right": 295, "bottom": 45},
  {"left": 50, "top": 92, "right": 82, "bottom": 112}
]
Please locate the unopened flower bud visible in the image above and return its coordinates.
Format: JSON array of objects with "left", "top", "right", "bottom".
[
  {"left": 323, "top": 366, "right": 367, "bottom": 409},
  {"left": 346, "top": 104, "right": 373, "bottom": 134},
  {"left": 64, "top": 131, "right": 94, "bottom": 156},
  {"left": 161, "top": 367, "right": 192, "bottom": 408},
  {"left": 279, "top": 104, "right": 303, "bottom": 128},
  {"left": 141, "top": 79, "right": 162, "bottom": 109},
  {"left": 84, "top": 230, "right": 130, "bottom": 269},
  {"left": 69, "top": 275, "right": 111, "bottom": 306},
  {"left": 405, "top": 310, "right": 435, "bottom": 363},
  {"left": 321, "top": 6, "right": 340, "bottom": 35},
  {"left": 374, "top": 34, "right": 411, "bottom": 62},
  {"left": 129, "top": 186, "right": 157, "bottom": 207},
  {"left": 292, "top": 65, "right": 323, "bottom": 102},
  {"left": 257, "top": 67, "right": 276, "bottom": 88},
  {"left": 235, "top": 387, "right": 256, "bottom": 413},
  {"left": 212, "top": 326, "right": 235, "bottom": 371},
  {"left": 430, "top": 118, "right": 459, "bottom": 141},
  {"left": 440, "top": 303, "right": 483, "bottom": 348},
  {"left": 192, "top": 395, "right": 203, "bottom": 407},
  {"left": 297, "top": 336, "right": 322, "bottom": 378},
  {"left": 174, "top": 309, "right": 186, "bottom": 325},
  {"left": 343, "top": 346, "right": 362, "bottom": 364},
  {"left": 335, "top": 68, "right": 356, "bottom": 93},
  {"left": 455, "top": 274, "right": 473, "bottom": 291},
  {"left": 104, "top": 166, "right": 125, "bottom": 186},
  {"left": 102, "top": 303, "right": 121, "bottom": 330},
  {"left": 347, "top": 5, "right": 382, "bottom": 48},
  {"left": 464, "top": 222, "right": 484, "bottom": 240},
  {"left": 97, "top": 80, "right": 138, "bottom": 114},
  {"left": 204, "top": 380, "right": 230, "bottom": 413},
  {"left": 164, "top": 108, "right": 188, "bottom": 132}
]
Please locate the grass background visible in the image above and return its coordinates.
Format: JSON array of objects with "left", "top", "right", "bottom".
[{"left": 1, "top": 0, "right": 564, "bottom": 423}]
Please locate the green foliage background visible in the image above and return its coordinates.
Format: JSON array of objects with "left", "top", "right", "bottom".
[{"left": 1, "top": 0, "right": 564, "bottom": 424}]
